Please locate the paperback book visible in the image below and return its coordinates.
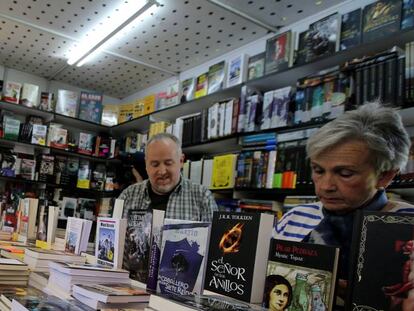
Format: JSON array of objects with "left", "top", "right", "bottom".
[
  {"left": 3, "top": 115, "right": 20, "bottom": 140},
  {"left": 20, "top": 83, "right": 39, "bottom": 108},
  {"left": 78, "top": 91, "right": 103, "bottom": 124},
  {"left": 265, "top": 239, "right": 339, "bottom": 311},
  {"left": 31, "top": 124, "right": 47, "bottom": 146},
  {"left": 55, "top": 89, "right": 79, "bottom": 118},
  {"left": 78, "top": 132, "right": 95, "bottom": 155},
  {"left": 194, "top": 72, "right": 208, "bottom": 99},
  {"left": 101, "top": 104, "right": 119, "bottom": 126},
  {"left": 3, "top": 81, "right": 21, "bottom": 104},
  {"left": 157, "top": 219, "right": 211, "bottom": 296},
  {"left": 65, "top": 217, "right": 92, "bottom": 255},
  {"left": 247, "top": 52, "right": 265, "bottom": 80},
  {"left": 181, "top": 77, "right": 196, "bottom": 103},
  {"left": 204, "top": 211, "right": 274, "bottom": 303},
  {"left": 39, "top": 92, "right": 54, "bottom": 111},
  {"left": 265, "top": 31, "right": 293, "bottom": 75},
  {"left": 340, "top": 8, "right": 362, "bottom": 50},
  {"left": 147, "top": 209, "right": 166, "bottom": 291},
  {"left": 402, "top": 0, "right": 414, "bottom": 30},
  {"left": 207, "top": 61, "right": 226, "bottom": 94},
  {"left": 77, "top": 159, "right": 91, "bottom": 189},
  {"left": 227, "top": 54, "right": 248, "bottom": 87}
]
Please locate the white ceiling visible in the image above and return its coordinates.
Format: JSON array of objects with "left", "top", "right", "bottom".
[{"left": 0, "top": 0, "right": 345, "bottom": 99}]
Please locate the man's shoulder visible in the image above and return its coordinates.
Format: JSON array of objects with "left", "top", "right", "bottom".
[
  {"left": 119, "top": 181, "right": 147, "bottom": 197},
  {"left": 181, "top": 178, "right": 210, "bottom": 192},
  {"left": 388, "top": 200, "right": 414, "bottom": 213}
]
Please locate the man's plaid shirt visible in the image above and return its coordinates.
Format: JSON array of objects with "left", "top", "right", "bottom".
[{"left": 119, "top": 177, "right": 217, "bottom": 222}]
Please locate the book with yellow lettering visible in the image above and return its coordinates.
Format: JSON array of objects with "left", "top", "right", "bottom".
[
  {"left": 118, "top": 103, "right": 134, "bottom": 124},
  {"left": 211, "top": 154, "right": 237, "bottom": 189},
  {"left": 101, "top": 104, "right": 119, "bottom": 126}
]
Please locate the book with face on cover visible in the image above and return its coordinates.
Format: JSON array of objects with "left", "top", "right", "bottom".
[
  {"left": 265, "top": 31, "right": 293, "bottom": 75},
  {"left": 247, "top": 52, "right": 265, "bottom": 81}
]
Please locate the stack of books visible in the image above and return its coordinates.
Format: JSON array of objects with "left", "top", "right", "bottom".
[
  {"left": 72, "top": 283, "right": 150, "bottom": 310},
  {"left": 0, "top": 285, "right": 44, "bottom": 311},
  {"left": 0, "top": 245, "right": 25, "bottom": 260},
  {"left": 46, "top": 262, "right": 130, "bottom": 300},
  {"left": 23, "top": 248, "right": 86, "bottom": 272},
  {"left": 0, "top": 231, "right": 12, "bottom": 241},
  {"left": 11, "top": 294, "right": 90, "bottom": 311},
  {"left": 52, "top": 237, "right": 66, "bottom": 251},
  {"left": 28, "top": 271, "right": 49, "bottom": 291},
  {"left": 0, "top": 259, "right": 29, "bottom": 286}
]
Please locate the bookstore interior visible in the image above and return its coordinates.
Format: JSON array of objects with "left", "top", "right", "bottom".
[{"left": 2, "top": 0, "right": 414, "bottom": 310}]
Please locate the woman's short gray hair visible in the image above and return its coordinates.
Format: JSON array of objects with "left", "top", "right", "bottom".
[
  {"left": 306, "top": 102, "right": 411, "bottom": 173},
  {"left": 145, "top": 132, "right": 182, "bottom": 156}
]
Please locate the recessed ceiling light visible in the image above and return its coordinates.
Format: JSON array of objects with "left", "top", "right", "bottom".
[{"left": 315, "top": 1, "right": 322, "bottom": 5}]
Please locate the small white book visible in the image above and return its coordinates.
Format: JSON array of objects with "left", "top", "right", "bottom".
[
  {"left": 95, "top": 217, "right": 127, "bottom": 269},
  {"left": 65, "top": 217, "right": 93, "bottom": 255},
  {"left": 227, "top": 54, "right": 248, "bottom": 87}
]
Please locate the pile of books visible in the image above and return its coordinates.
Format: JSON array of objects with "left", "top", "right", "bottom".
[
  {"left": 0, "top": 231, "right": 12, "bottom": 241},
  {"left": 46, "top": 262, "right": 130, "bottom": 300},
  {"left": 0, "top": 285, "right": 43, "bottom": 311},
  {"left": 28, "top": 271, "right": 49, "bottom": 291},
  {"left": 0, "top": 258, "right": 29, "bottom": 286},
  {"left": 0, "top": 245, "right": 25, "bottom": 260},
  {"left": 72, "top": 283, "right": 150, "bottom": 310},
  {"left": 23, "top": 248, "right": 86, "bottom": 272},
  {"left": 11, "top": 294, "right": 89, "bottom": 311}
]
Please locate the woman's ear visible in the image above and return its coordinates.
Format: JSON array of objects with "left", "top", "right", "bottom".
[{"left": 376, "top": 170, "right": 398, "bottom": 189}]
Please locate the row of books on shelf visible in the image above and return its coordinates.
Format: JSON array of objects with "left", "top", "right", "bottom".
[
  {"left": 0, "top": 150, "right": 117, "bottom": 191},
  {"left": 0, "top": 206, "right": 409, "bottom": 311}
]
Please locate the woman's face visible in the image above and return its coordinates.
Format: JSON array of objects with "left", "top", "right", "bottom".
[{"left": 269, "top": 284, "right": 290, "bottom": 311}]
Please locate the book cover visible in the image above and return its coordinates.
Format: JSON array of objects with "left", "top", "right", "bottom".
[
  {"left": 55, "top": 89, "right": 79, "bottom": 118},
  {"left": 96, "top": 217, "right": 127, "bottom": 269},
  {"left": 49, "top": 127, "right": 67, "bottom": 149},
  {"left": 181, "top": 77, "right": 196, "bottom": 103},
  {"left": 78, "top": 132, "right": 94, "bottom": 155},
  {"left": 20, "top": 83, "right": 39, "bottom": 108},
  {"left": 362, "top": 0, "right": 402, "bottom": 43},
  {"left": 36, "top": 203, "right": 48, "bottom": 243},
  {"left": 12, "top": 295, "right": 87, "bottom": 311},
  {"left": 39, "top": 92, "right": 54, "bottom": 111},
  {"left": 37, "top": 154, "right": 54, "bottom": 183},
  {"left": 101, "top": 104, "right": 119, "bottom": 126},
  {"left": 340, "top": 8, "right": 362, "bottom": 50},
  {"left": 77, "top": 159, "right": 91, "bottom": 189},
  {"left": 208, "top": 61, "right": 226, "bottom": 94},
  {"left": 307, "top": 13, "right": 340, "bottom": 62},
  {"left": 402, "top": 0, "right": 414, "bottom": 30},
  {"left": 90, "top": 163, "right": 106, "bottom": 191},
  {"left": 66, "top": 157, "right": 79, "bottom": 187},
  {"left": 265, "top": 239, "right": 339, "bottom": 311},
  {"left": 147, "top": 209, "right": 166, "bottom": 291},
  {"left": 295, "top": 31, "right": 310, "bottom": 66},
  {"left": 265, "top": 31, "right": 292, "bottom": 75},
  {"left": 204, "top": 211, "right": 274, "bottom": 303},
  {"left": 123, "top": 210, "right": 152, "bottom": 284},
  {"left": 247, "top": 52, "right": 265, "bottom": 80},
  {"left": 77, "top": 198, "right": 96, "bottom": 221},
  {"left": 60, "top": 197, "right": 77, "bottom": 220},
  {"left": 20, "top": 158, "right": 35, "bottom": 180},
  {"left": 65, "top": 217, "right": 84, "bottom": 254},
  {"left": 78, "top": 91, "right": 103, "bottom": 124},
  {"left": 211, "top": 154, "right": 237, "bottom": 190},
  {"left": 3, "top": 116, "right": 20, "bottom": 140},
  {"left": 31, "top": 124, "right": 47, "bottom": 146},
  {"left": 118, "top": 103, "right": 134, "bottom": 123},
  {"left": 195, "top": 72, "right": 208, "bottom": 99},
  {"left": 3, "top": 81, "right": 21, "bottom": 104},
  {"left": 348, "top": 211, "right": 414, "bottom": 311},
  {"left": 157, "top": 220, "right": 211, "bottom": 296},
  {"left": 227, "top": 54, "right": 248, "bottom": 87}
]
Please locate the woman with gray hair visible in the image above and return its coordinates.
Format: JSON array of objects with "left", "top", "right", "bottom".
[{"left": 274, "top": 102, "right": 414, "bottom": 296}]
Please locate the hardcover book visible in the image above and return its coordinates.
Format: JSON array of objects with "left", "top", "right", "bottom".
[
  {"left": 348, "top": 211, "right": 414, "bottom": 311},
  {"left": 78, "top": 132, "right": 94, "bottom": 155},
  {"left": 3, "top": 115, "right": 20, "bottom": 140},
  {"left": 31, "top": 124, "right": 47, "bottom": 146},
  {"left": 362, "top": 0, "right": 402, "bottom": 43},
  {"left": 55, "top": 89, "right": 79, "bottom": 118},
  {"left": 20, "top": 83, "right": 39, "bottom": 108},
  {"left": 37, "top": 154, "right": 55, "bottom": 183},
  {"left": 195, "top": 72, "right": 208, "bottom": 99},
  {"left": 295, "top": 31, "right": 310, "bottom": 66},
  {"left": 96, "top": 217, "right": 127, "bottom": 269},
  {"left": 340, "top": 8, "right": 362, "bottom": 50},
  {"left": 402, "top": 0, "right": 414, "bottom": 30},
  {"left": 265, "top": 31, "right": 292, "bottom": 75},
  {"left": 157, "top": 219, "right": 211, "bottom": 296},
  {"left": 181, "top": 77, "right": 196, "bottom": 103},
  {"left": 247, "top": 52, "right": 265, "bottom": 80},
  {"left": 123, "top": 210, "right": 152, "bottom": 284},
  {"left": 147, "top": 209, "right": 166, "bottom": 291},
  {"left": 118, "top": 103, "right": 134, "bottom": 123},
  {"left": 77, "top": 159, "right": 91, "bottom": 189},
  {"left": 39, "top": 92, "right": 54, "bottom": 111},
  {"left": 101, "top": 104, "right": 119, "bottom": 126},
  {"left": 204, "top": 211, "right": 274, "bottom": 303},
  {"left": 210, "top": 154, "right": 237, "bottom": 189},
  {"left": 65, "top": 217, "right": 92, "bottom": 255},
  {"left": 265, "top": 239, "right": 339, "bottom": 311},
  {"left": 3, "top": 81, "right": 21, "bottom": 104},
  {"left": 78, "top": 91, "right": 103, "bottom": 124},
  {"left": 208, "top": 61, "right": 226, "bottom": 94},
  {"left": 227, "top": 54, "right": 248, "bottom": 87},
  {"left": 307, "top": 13, "right": 340, "bottom": 62}
]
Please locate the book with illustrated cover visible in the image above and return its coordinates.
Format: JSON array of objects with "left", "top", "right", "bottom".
[
  {"left": 17, "top": 198, "right": 39, "bottom": 242},
  {"left": 0, "top": 152, "right": 17, "bottom": 178},
  {"left": 348, "top": 211, "right": 414, "bottom": 311},
  {"left": 65, "top": 217, "right": 92, "bottom": 255},
  {"left": 270, "top": 86, "right": 292, "bottom": 128},
  {"left": 35, "top": 203, "right": 49, "bottom": 244},
  {"left": 362, "top": 0, "right": 402, "bottom": 43},
  {"left": 118, "top": 103, "right": 134, "bottom": 123},
  {"left": 20, "top": 83, "right": 39, "bottom": 108},
  {"left": 265, "top": 239, "right": 339, "bottom": 311},
  {"left": 157, "top": 219, "right": 211, "bottom": 296},
  {"left": 90, "top": 163, "right": 106, "bottom": 191},
  {"left": 227, "top": 54, "right": 248, "bottom": 87},
  {"left": 77, "top": 159, "right": 91, "bottom": 189},
  {"left": 49, "top": 127, "right": 67, "bottom": 149},
  {"left": 295, "top": 30, "right": 311, "bottom": 66},
  {"left": 60, "top": 197, "right": 77, "bottom": 220},
  {"left": 123, "top": 210, "right": 152, "bottom": 284},
  {"left": 340, "top": 9, "right": 362, "bottom": 50},
  {"left": 55, "top": 89, "right": 79, "bottom": 118},
  {"left": 195, "top": 72, "right": 208, "bottom": 99},
  {"left": 20, "top": 158, "right": 36, "bottom": 180},
  {"left": 78, "top": 132, "right": 94, "bottom": 155},
  {"left": 77, "top": 198, "right": 96, "bottom": 222},
  {"left": 31, "top": 124, "right": 47, "bottom": 146},
  {"left": 3, "top": 115, "right": 20, "bottom": 140},
  {"left": 181, "top": 77, "right": 196, "bottom": 103},
  {"left": 247, "top": 52, "right": 265, "bottom": 80},
  {"left": 307, "top": 13, "right": 340, "bottom": 62},
  {"left": 96, "top": 217, "right": 127, "bottom": 269},
  {"left": 39, "top": 92, "right": 54, "bottom": 112},
  {"left": 12, "top": 295, "right": 89, "bottom": 311},
  {"left": 211, "top": 154, "right": 237, "bottom": 189},
  {"left": 402, "top": 0, "right": 414, "bottom": 30},
  {"left": 101, "top": 104, "right": 119, "bottom": 126},
  {"left": 204, "top": 211, "right": 274, "bottom": 303},
  {"left": 207, "top": 61, "right": 226, "bottom": 94},
  {"left": 67, "top": 157, "right": 79, "bottom": 187},
  {"left": 3, "top": 81, "right": 21, "bottom": 104},
  {"left": 37, "top": 154, "right": 54, "bottom": 183},
  {"left": 265, "top": 31, "right": 293, "bottom": 75},
  {"left": 147, "top": 209, "right": 166, "bottom": 291},
  {"left": 78, "top": 91, "right": 103, "bottom": 124}
]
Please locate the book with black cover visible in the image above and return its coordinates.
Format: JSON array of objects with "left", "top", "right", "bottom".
[
  {"left": 295, "top": 31, "right": 310, "bottom": 66},
  {"left": 362, "top": 0, "right": 402, "bottom": 43},
  {"left": 347, "top": 211, "right": 414, "bottom": 311},
  {"left": 265, "top": 31, "right": 292, "bottom": 75},
  {"left": 204, "top": 211, "right": 274, "bottom": 303},
  {"left": 340, "top": 9, "right": 362, "bottom": 50},
  {"left": 265, "top": 239, "right": 339, "bottom": 311},
  {"left": 147, "top": 209, "right": 165, "bottom": 292},
  {"left": 123, "top": 210, "right": 152, "bottom": 284},
  {"left": 401, "top": 0, "right": 414, "bottom": 30}
]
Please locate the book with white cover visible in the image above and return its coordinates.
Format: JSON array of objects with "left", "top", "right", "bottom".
[
  {"left": 95, "top": 217, "right": 127, "bottom": 269},
  {"left": 227, "top": 54, "right": 248, "bottom": 87},
  {"left": 65, "top": 217, "right": 92, "bottom": 255},
  {"left": 0, "top": 258, "right": 28, "bottom": 270},
  {"left": 31, "top": 124, "right": 47, "bottom": 146},
  {"left": 24, "top": 248, "right": 86, "bottom": 262},
  {"left": 17, "top": 198, "right": 38, "bottom": 242},
  {"left": 20, "top": 83, "right": 39, "bottom": 108},
  {"left": 202, "top": 158, "right": 213, "bottom": 189},
  {"left": 72, "top": 291, "right": 147, "bottom": 310},
  {"left": 49, "top": 261, "right": 129, "bottom": 277},
  {"left": 55, "top": 89, "right": 78, "bottom": 117}
]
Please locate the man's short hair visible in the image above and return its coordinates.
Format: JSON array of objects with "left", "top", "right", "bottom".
[
  {"left": 306, "top": 102, "right": 411, "bottom": 173},
  {"left": 145, "top": 133, "right": 182, "bottom": 156}
]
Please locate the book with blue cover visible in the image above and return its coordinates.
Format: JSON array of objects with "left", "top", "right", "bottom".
[
  {"left": 78, "top": 91, "right": 103, "bottom": 124},
  {"left": 156, "top": 219, "right": 211, "bottom": 296},
  {"left": 340, "top": 8, "right": 362, "bottom": 50}
]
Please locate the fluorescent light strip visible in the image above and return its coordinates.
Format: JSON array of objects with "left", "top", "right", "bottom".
[{"left": 67, "top": 0, "right": 157, "bottom": 67}]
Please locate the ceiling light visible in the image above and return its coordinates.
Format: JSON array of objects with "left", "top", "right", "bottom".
[
  {"left": 315, "top": 1, "right": 323, "bottom": 5},
  {"left": 67, "top": 0, "right": 158, "bottom": 67}
]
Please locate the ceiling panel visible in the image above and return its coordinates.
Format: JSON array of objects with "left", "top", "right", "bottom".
[
  {"left": 55, "top": 52, "right": 174, "bottom": 98},
  {"left": 218, "top": 0, "right": 346, "bottom": 27}
]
